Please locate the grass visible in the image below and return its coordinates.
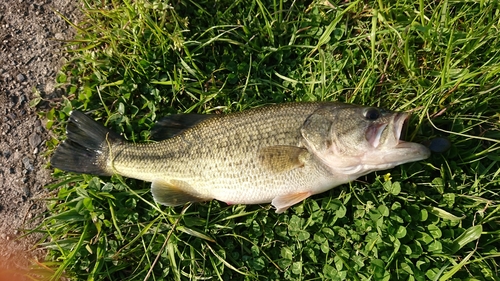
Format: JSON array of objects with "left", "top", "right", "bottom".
[{"left": 33, "top": 0, "right": 500, "bottom": 280}]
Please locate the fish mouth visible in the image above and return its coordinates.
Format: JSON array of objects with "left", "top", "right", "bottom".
[
  {"left": 366, "top": 112, "right": 407, "bottom": 148},
  {"left": 364, "top": 112, "right": 430, "bottom": 165},
  {"left": 366, "top": 123, "right": 388, "bottom": 148},
  {"left": 394, "top": 112, "right": 431, "bottom": 161},
  {"left": 394, "top": 112, "right": 408, "bottom": 145},
  {"left": 393, "top": 113, "right": 431, "bottom": 157}
]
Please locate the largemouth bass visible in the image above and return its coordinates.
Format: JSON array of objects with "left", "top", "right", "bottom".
[{"left": 51, "top": 102, "right": 430, "bottom": 213}]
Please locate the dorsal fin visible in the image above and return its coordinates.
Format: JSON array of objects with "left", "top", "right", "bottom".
[{"left": 151, "top": 113, "right": 215, "bottom": 141}]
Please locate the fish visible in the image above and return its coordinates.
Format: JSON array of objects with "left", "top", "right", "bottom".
[{"left": 50, "top": 102, "right": 431, "bottom": 213}]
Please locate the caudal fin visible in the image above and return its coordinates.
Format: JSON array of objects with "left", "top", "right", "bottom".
[{"left": 51, "top": 111, "right": 123, "bottom": 176}]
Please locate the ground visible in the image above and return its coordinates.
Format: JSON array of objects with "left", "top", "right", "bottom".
[{"left": 0, "top": 0, "right": 78, "bottom": 278}]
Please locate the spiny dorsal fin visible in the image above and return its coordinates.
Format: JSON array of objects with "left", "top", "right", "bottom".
[
  {"left": 151, "top": 114, "right": 215, "bottom": 141},
  {"left": 151, "top": 179, "right": 210, "bottom": 206},
  {"left": 258, "top": 145, "right": 311, "bottom": 173}
]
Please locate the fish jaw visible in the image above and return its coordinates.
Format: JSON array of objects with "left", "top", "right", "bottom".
[
  {"left": 321, "top": 111, "right": 430, "bottom": 176},
  {"left": 356, "top": 142, "right": 430, "bottom": 174},
  {"left": 358, "top": 112, "right": 430, "bottom": 172}
]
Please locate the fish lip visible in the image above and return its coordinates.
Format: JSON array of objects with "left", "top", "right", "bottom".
[
  {"left": 394, "top": 112, "right": 408, "bottom": 144},
  {"left": 393, "top": 113, "right": 431, "bottom": 159}
]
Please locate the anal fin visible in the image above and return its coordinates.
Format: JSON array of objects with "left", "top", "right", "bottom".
[
  {"left": 151, "top": 179, "right": 210, "bottom": 206},
  {"left": 271, "top": 192, "right": 312, "bottom": 213}
]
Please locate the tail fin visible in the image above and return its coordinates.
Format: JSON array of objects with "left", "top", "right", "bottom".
[{"left": 51, "top": 111, "right": 123, "bottom": 176}]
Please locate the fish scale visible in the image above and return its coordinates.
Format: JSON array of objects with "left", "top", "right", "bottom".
[
  {"left": 112, "top": 103, "right": 324, "bottom": 178},
  {"left": 51, "top": 102, "right": 430, "bottom": 213}
]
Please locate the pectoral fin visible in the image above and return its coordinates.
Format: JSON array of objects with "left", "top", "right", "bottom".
[
  {"left": 151, "top": 179, "right": 210, "bottom": 206},
  {"left": 272, "top": 192, "right": 312, "bottom": 213},
  {"left": 259, "top": 145, "right": 311, "bottom": 173}
]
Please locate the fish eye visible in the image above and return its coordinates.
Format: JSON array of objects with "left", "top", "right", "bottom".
[{"left": 363, "top": 108, "right": 380, "bottom": 120}]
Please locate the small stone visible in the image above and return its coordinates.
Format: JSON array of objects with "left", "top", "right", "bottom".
[
  {"left": 43, "top": 80, "right": 54, "bottom": 93},
  {"left": 29, "top": 132, "right": 42, "bottom": 148},
  {"left": 1, "top": 123, "right": 10, "bottom": 134},
  {"left": 54, "top": 33, "right": 64, "bottom": 40},
  {"left": 9, "top": 95, "right": 17, "bottom": 107},
  {"left": 10, "top": 94, "right": 18, "bottom": 103},
  {"left": 16, "top": 73, "right": 26, "bottom": 82},
  {"left": 34, "top": 120, "right": 44, "bottom": 134},
  {"left": 22, "top": 157, "right": 34, "bottom": 171},
  {"left": 23, "top": 186, "right": 31, "bottom": 197},
  {"left": 19, "top": 94, "right": 27, "bottom": 103}
]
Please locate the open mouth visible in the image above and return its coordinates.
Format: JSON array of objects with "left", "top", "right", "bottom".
[
  {"left": 394, "top": 112, "right": 409, "bottom": 144},
  {"left": 362, "top": 111, "right": 431, "bottom": 164},
  {"left": 366, "top": 123, "right": 387, "bottom": 148},
  {"left": 366, "top": 113, "right": 408, "bottom": 148}
]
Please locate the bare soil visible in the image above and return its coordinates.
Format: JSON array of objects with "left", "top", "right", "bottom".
[{"left": 0, "top": 0, "right": 79, "bottom": 278}]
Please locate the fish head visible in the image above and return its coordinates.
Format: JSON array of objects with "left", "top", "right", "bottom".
[{"left": 301, "top": 104, "right": 431, "bottom": 176}]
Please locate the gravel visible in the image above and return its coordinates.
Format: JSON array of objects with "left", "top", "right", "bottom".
[{"left": 0, "top": 0, "right": 80, "bottom": 277}]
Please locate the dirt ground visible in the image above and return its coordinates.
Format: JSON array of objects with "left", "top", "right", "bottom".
[{"left": 0, "top": 0, "right": 79, "bottom": 278}]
